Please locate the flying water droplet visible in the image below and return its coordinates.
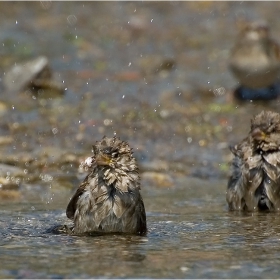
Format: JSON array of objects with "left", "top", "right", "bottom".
[
  {"left": 52, "top": 128, "right": 58, "bottom": 135},
  {"left": 67, "top": 15, "right": 77, "bottom": 26}
]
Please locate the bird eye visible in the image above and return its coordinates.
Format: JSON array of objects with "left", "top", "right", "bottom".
[{"left": 103, "top": 148, "right": 111, "bottom": 155}]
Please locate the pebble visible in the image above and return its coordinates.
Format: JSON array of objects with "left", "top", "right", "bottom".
[{"left": 142, "top": 171, "right": 174, "bottom": 188}]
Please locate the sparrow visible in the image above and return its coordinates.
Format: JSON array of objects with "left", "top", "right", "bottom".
[
  {"left": 66, "top": 136, "right": 147, "bottom": 235},
  {"left": 227, "top": 110, "right": 280, "bottom": 211},
  {"left": 229, "top": 20, "right": 280, "bottom": 100}
]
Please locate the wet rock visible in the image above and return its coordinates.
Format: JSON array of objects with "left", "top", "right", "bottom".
[
  {"left": 3, "top": 56, "right": 64, "bottom": 97},
  {"left": 0, "top": 136, "right": 14, "bottom": 145},
  {"left": 0, "top": 149, "right": 81, "bottom": 186},
  {"left": 139, "top": 159, "right": 189, "bottom": 176},
  {"left": 0, "top": 102, "right": 8, "bottom": 118},
  {"left": 0, "top": 163, "right": 25, "bottom": 178},
  {"left": 0, "top": 176, "right": 20, "bottom": 190},
  {"left": 0, "top": 164, "right": 26, "bottom": 190},
  {"left": 0, "top": 189, "right": 21, "bottom": 200},
  {"left": 32, "top": 146, "right": 80, "bottom": 167},
  {"left": 139, "top": 159, "right": 169, "bottom": 173},
  {"left": 126, "top": 15, "right": 149, "bottom": 37},
  {"left": 137, "top": 54, "right": 176, "bottom": 76},
  {"left": 142, "top": 171, "right": 174, "bottom": 188},
  {"left": 0, "top": 175, "right": 21, "bottom": 200},
  {"left": 44, "top": 172, "right": 80, "bottom": 189}
]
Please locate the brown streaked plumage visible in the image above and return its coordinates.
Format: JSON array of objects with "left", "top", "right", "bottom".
[
  {"left": 229, "top": 20, "right": 280, "bottom": 89},
  {"left": 66, "top": 136, "right": 147, "bottom": 235},
  {"left": 227, "top": 111, "right": 280, "bottom": 211}
]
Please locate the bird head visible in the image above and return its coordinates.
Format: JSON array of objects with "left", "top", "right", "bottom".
[
  {"left": 91, "top": 136, "right": 137, "bottom": 171},
  {"left": 239, "top": 20, "right": 270, "bottom": 43},
  {"left": 250, "top": 110, "right": 280, "bottom": 151}
]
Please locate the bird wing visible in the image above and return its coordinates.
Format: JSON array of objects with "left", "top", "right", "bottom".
[
  {"left": 66, "top": 180, "right": 88, "bottom": 220},
  {"left": 135, "top": 197, "right": 147, "bottom": 235}
]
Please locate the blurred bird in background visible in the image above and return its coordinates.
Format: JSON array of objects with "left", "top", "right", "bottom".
[
  {"left": 66, "top": 136, "right": 147, "bottom": 235},
  {"left": 229, "top": 20, "right": 280, "bottom": 100},
  {"left": 227, "top": 110, "right": 280, "bottom": 211}
]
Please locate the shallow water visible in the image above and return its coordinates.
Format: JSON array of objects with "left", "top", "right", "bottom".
[
  {"left": 1, "top": 1, "right": 280, "bottom": 278},
  {"left": 2, "top": 178, "right": 280, "bottom": 278}
]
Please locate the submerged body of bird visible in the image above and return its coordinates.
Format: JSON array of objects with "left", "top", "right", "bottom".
[
  {"left": 227, "top": 111, "right": 280, "bottom": 211},
  {"left": 66, "top": 136, "right": 147, "bottom": 235}
]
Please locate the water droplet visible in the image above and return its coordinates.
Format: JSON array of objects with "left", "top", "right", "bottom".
[
  {"left": 84, "top": 157, "right": 93, "bottom": 167},
  {"left": 52, "top": 128, "right": 58, "bottom": 135},
  {"left": 67, "top": 15, "right": 77, "bottom": 26},
  {"left": 151, "top": 19, "right": 153, "bottom": 22},
  {"left": 180, "top": 267, "right": 189, "bottom": 272},
  {"left": 103, "top": 119, "right": 112, "bottom": 126},
  {"left": 40, "top": 1, "right": 52, "bottom": 9}
]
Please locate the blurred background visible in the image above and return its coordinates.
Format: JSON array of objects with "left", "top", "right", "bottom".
[{"left": 1, "top": 1, "right": 280, "bottom": 278}]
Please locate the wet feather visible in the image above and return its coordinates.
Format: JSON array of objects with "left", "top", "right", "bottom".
[
  {"left": 227, "top": 111, "right": 280, "bottom": 211},
  {"left": 66, "top": 136, "right": 147, "bottom": 235}
]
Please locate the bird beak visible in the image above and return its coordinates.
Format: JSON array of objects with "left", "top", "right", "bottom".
[
  {"left": 251, "top": 128, "right": 266, "bottom": 141},
  {"left": 96, "top": 153, "right": 111, "bottom": 166}
]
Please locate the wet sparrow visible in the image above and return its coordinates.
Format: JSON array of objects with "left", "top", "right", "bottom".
[
  {"left": 227, "top": 111, "right": 280, "bottom": 211},
  {"left": 229, "top": 20, "right": 280, "bottom": 99},
  {"left": 66, "top": 136, "right": 147, "bottom": 235}
]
